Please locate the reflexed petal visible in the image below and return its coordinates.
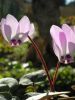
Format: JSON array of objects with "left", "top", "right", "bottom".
[
  {"left": 62, "top": 24, "right": 75, "bottom": 54},
  {"left": 28, "top": 23, "right": 35, "bottom": 38},
  {"left": 20, "top": 23, "right": 35, "bottom": 43},
  {"left": 50, "top": 25, "right": 65, "bottom": 54},
  {"left": 53, "top": 41, "right": 61, "bottom": 61},
  {"left": 6, "top": 14, "right": 18, "bottom": 39},
  {"left": 59, "top": 32, "right": 67, "bottom": 55},
  {"left": 1, "top": 18, "right": 11, "bottom": 42},
  {"left": 19, "top": 16, "right": 30, "bottom": 34},
  {"left": 62, "top": 24, "right": 75, "bottom": 43},
  {"left": 68, "top": 42, "right": 75, "bottom": 56}
]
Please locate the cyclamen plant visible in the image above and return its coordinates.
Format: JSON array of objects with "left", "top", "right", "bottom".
[
  {"left": 0, "top": 14, "right": 53, "bottom": 91},
  {"left": 1, "top": 14, "right": 35, "bottom": 46},
  {"left": 1, "top": 14, "right": 75, "bottom": 93},
  {"left": 50, "top": 24, "right": 75, "bottom": 64},
  {"left": 50, "top": 24, "right": 75, "bottom": 86}
]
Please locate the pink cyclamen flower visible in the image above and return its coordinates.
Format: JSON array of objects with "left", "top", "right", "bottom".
[
  {"left": 1, "top": 14, "right": 35, "bottom": 46},
  {"left": 50, "top": 24, "right": 75, "bottom": 64}
]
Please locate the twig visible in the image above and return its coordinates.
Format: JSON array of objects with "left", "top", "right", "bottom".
[
  {"left": 52, "top": 62, "right": 60, "bottom": 86},
  {"left": 28, "top": 35, "right": 54, "bottom": 91}
]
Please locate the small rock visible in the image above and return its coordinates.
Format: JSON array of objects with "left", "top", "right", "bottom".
[{"left": 26, "top": 91, "right": 70, "bottom": 100}]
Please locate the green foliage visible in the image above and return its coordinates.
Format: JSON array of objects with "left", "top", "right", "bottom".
[
  {"left": 57, "top": 67, "right": 74, "bottom": 84},
  {"left": 13, "top": 43, "right": 29, "bottom": 60},
  {"left": 0, "top": 41, "right": 33, "bottom": 79}
]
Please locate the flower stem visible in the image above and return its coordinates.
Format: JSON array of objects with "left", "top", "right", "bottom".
[
  {"left": 28, "top": 35, "right": 54, "bottom": 91},
  {"left": 52, "top": 62, "right": 60, "bottom": 87}
]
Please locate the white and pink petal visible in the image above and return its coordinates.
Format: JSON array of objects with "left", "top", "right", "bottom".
[
  {"left": 19, "top": 16, "right": 30, "bottom": 34},
  {"left": 6, "top": 14, "right": 18, "bottom": 39},
  {"left": 62, "top": 24, "right": 75, "bottom": 43},
  {"left": 1, "top": 18, "right": 11, "bottom": 42},
  {"left": 50, "top": 25, "right": 67, "bottom": 55},
  {"left": 53, "top": 41, "right": 61, "bottom": 61},
  {"left": 59, "top": 32, "right": 67, "bottom": 55},
  {"left": 68, "top": 42, "right": 75, "bottom": 56},
  {"left": 28, "top": 23, "right": 35, "bottom": 38}
]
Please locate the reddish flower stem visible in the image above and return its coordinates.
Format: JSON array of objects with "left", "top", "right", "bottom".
[
  {"left": 28, "top": 35, "right": 54, "bottom": 91},
  {"left": 52, "top": 62, "right": 60, "bottom": 86}
]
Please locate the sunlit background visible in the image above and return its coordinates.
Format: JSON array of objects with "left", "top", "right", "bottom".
[{"left": 66, "top": 0, "right": 75, "bottom": 5}]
